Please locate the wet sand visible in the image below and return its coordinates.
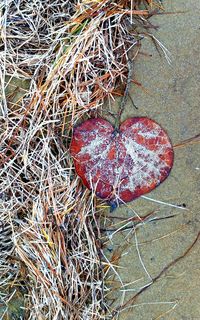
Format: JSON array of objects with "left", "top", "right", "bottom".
[{"left": 106, "top": 1, "right": 200, "bottom": 319}]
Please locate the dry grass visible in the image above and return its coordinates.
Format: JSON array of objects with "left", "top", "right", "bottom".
[{"left": 0, "top": 1, "right": 166, "bottom": 319}]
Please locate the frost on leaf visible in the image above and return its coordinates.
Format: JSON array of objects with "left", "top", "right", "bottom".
[{"left": 70, "top": 117, "right": 174, "bottom": 204}]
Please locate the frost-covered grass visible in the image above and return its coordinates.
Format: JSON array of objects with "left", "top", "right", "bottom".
[{"left": 0, "top": 1, "right": 165, "bottom": 318}]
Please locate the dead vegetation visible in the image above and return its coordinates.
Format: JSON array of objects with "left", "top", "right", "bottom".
[{"left": 0, "top": 1, "right": 173, "bottom": 319}]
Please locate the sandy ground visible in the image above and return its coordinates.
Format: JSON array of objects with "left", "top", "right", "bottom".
[{"left": 104, "top": 1, "right": 200, "bottom": 319}]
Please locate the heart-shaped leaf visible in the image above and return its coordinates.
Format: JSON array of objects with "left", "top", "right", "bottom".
[{"left": 70, "top": 117, "right": 174, "bottom": 204}]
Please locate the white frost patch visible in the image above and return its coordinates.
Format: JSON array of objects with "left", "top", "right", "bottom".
[{"left": 121, "top": 134, "right": 170, "bottom": 192}]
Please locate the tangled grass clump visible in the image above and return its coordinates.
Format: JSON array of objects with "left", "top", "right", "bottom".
[{"left": 0, "top": 1, "right": 166, "bottom": 319}]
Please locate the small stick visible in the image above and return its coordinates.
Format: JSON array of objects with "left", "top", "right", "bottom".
[{"left": 114, "top": 58, "right": 134, "bottom": 129}]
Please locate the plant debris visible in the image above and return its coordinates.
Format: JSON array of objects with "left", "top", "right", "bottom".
[{"left": 0, "top": 1, "right": 171, "bottom": 319}]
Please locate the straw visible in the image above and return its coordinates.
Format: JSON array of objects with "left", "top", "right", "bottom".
[{"left": 0, "top": 1, "right": 166, "bottom": 318}]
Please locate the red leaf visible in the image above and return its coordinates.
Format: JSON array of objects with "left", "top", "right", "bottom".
[{"left": 70, "top": 117, "right": 174, "bottom": 205}]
